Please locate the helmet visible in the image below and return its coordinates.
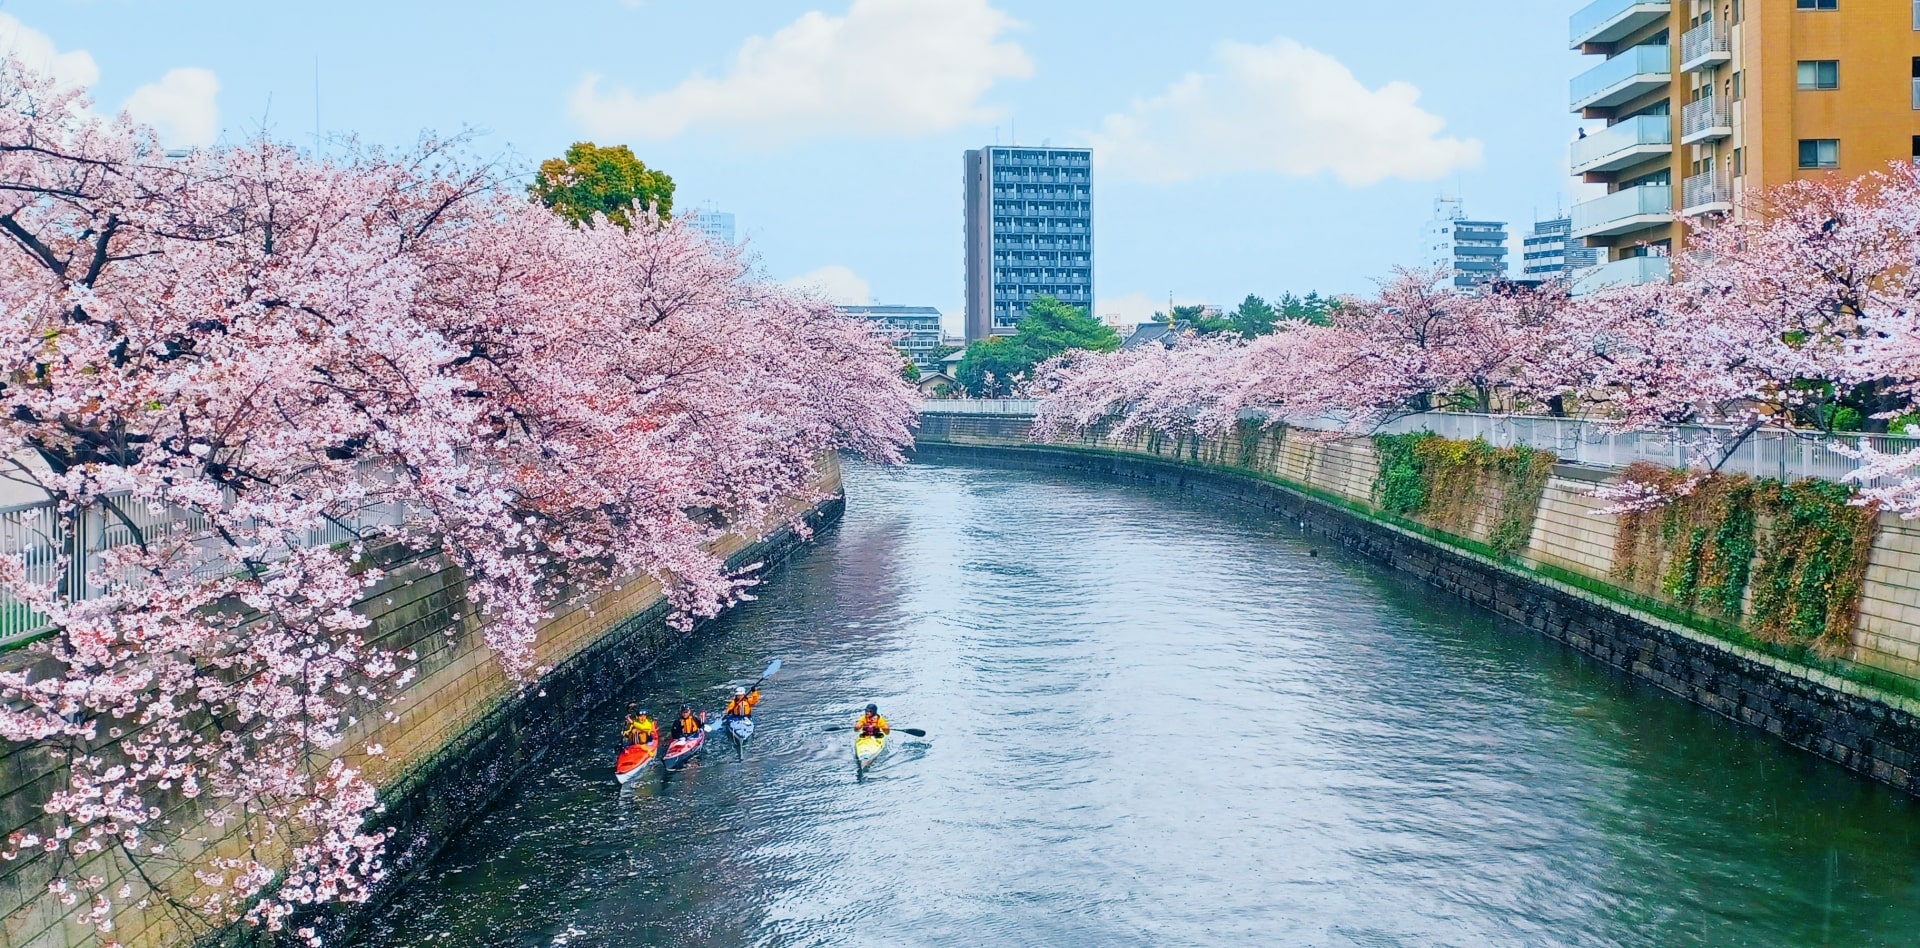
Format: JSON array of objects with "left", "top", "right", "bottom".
[
  {"left": 681, "top": 705, "right": 693, "bottom": 713},
  {"left": 734, "top": 687, "right": 748, "bottom": 696},
  {"left": 865, "top": 703, "right": 879, "bottom": 715}
]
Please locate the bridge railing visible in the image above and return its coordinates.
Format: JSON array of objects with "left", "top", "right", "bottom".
[
  {"left": 0, "top": 493, "right": 405, "bottom": 650},
  {"left": 916, "top": 399, "right": 1920, "bottom": 490}
]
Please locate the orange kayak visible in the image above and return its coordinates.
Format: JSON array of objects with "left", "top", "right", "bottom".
[{"left": 614, "top": 737, "right": 658, "bottom": 784}]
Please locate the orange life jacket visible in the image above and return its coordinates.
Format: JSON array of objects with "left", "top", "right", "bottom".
[
  {"left": 726, "top": 691, "right": 761, "bottom": 717},
  {"left": 676, "top": 713, "right": 701, "bottom": 736}
]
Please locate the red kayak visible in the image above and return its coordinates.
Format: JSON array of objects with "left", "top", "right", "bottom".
[
  {"left": 614, "top": 736, "right": 658, "bottom": 785},
  {"left": 662, "top": 729, "right": 706, "bottom": 769}
]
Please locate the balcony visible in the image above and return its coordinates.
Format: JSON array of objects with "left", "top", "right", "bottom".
[
  {"left": 1571, "top": 0, "right": 1672, "bottom": 50},
  {"left": 1572, "top": 255, "right": 1672, "bottom": 295},
  {"left": 1572, "top": 183, "right": 1673, "bottom": 238},
  {"left": 1572, "top": 45, "right": 1673, "bottom": 114},
  {"left": 1681, "top": 171, "right": 1732, "bottom": 216},
  {"left": 1570, "top": 114, "right": 1673, "bottom": 175},
  {"left": 1680, "top": 96, "right": 1732, "bottom": 145},
  {"left": 1679, "top": 21, "right": 1730, "bottom": 72}
]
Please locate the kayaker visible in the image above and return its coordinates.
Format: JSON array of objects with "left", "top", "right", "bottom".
[
  {"left": 671, "top": 705, "right": 705, "bottom": 740},
  {"left": 623, "top": 707, "right": 658, "bottom": 746},
  {"left": 856, "top": 704, "right": 889, "bottom": 738},
  {"left": 724, "top": 686, "right": 761, "bottom": 720}
]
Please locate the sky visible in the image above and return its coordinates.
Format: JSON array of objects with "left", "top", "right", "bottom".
[{"left": 0, "top": 0, "right": 1595, "bottom": 335}]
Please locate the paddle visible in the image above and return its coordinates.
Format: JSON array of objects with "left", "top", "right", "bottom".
[
  {"left": 707, "top": 659, "right": 783, "bottom": 735},
  {"left": 824, "top": 724, "right": 927, "bottom": 738}
]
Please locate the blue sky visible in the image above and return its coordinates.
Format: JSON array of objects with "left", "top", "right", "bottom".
[{"left": 3, "top": 0, "right": 1591, "bottom": 334}]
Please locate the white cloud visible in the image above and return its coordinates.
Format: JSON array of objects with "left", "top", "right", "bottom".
[
  {"left": 784, "top": 265, "right": 872, "bottom": 305},
  {"left": 0, "top": 14, "right": 219, "bottom": 149},
  {"left": 124, "top": 68, "right": 220, "bottom": 148},
  {"left": 0, "top": 13, "right": 98, "bottom": 90},
  {"left": 569, "top": 0, "right": 1032, "bottom": 142},
  {"left": 1089, "top": 36, "right": 1482, "bottom": 187}
]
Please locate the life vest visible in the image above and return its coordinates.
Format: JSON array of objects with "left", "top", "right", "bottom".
[
  {"left": 725, "top": 691, "right": 760, "bottom": 717},
  {"left": 857, "top": 714, "right": 888, "bottom": 737},
  {"left": 624, "top": 716, "right": 656, "bottom": 743},
  {"left": 676, "top": 713, "right": 700, "bottom": 736}
]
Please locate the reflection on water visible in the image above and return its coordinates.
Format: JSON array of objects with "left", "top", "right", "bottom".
[{"left": 356, "top": 460, "right": 1920, "bottom": 948}]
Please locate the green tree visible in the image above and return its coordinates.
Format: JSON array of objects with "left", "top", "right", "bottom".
[
  {"left": 1228, "top": 295, "right": 1279, "bottom": 337},
  {"left": 901, "top": 357, "right": 922, "bottom": 383},
  {"left": 1279, "top": 291, "right": 1334, "bottom": 326},
  {"left": 958, "top": 296, "right": 1120, "bottom": 396},
  {"left": 530, "top": 142, "right": 675, "bottom": 230}
]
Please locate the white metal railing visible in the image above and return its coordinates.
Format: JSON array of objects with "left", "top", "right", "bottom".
[
  {"left": 1681, "top": 96, "right": 1732, "bottom": 140},
  {"left": 0, "top": 495, "right": 405, "bottom": 649},
  {"left": 1679, "top": 21, "right": 1730, "bottom": 70},
  {"left": 917, "top": 400, "right": 1920, "bottom": 490},
  {"left": 1682, "top": 170, "right": 1732, "bottom": 213}
]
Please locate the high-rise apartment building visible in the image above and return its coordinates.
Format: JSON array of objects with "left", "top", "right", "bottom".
[
  {"left": 1568, "top": 0, "right": 1920, "bottom": 293},
  {"left": 1424, "top": 199, "right": 1510, "bottom": 289},
  {"left": 963, "top": 146, "right": 1094, "bottom": 342},
  {"left": 838, "top": 305, "right": 944, "bottom": 370},
  {"left": 686, "top": 208, "right": 736, "bottom": 246},
  {"left": 1520, "top": 216, "right": 1604, "bottom": 281}
]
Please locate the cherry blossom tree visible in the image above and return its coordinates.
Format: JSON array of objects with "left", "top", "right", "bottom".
[{"left": 0, "top": 58, "right": 913, "bottom": 945}]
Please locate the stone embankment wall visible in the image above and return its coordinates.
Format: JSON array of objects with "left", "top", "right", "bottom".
[
  {"left": 916, "top": 413, "right": 1920, "bottom": 796},
  {"left": 0, "top": 458, "right": 844, "bottom": 948}
]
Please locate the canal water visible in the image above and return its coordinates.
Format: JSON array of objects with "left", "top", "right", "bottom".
[{"left": 356, "top": 460, "right": 1920, "bottom": 947}]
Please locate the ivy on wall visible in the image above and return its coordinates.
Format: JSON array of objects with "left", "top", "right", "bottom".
[
  {"left": 1609, "top": 462, "right": 1879, "bottom": 654},
  {"left": 1370, "top": 432, "right": 1558, "bottom": 559}
]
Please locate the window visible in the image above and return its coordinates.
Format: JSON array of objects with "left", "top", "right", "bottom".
[
  {"left": 1733, "top": 0, "right": 1743, "bottom": 23},
  {"left": 1733, "top": 146, "right": 1745, "bottom": 177},
  {"left": 1799, "top": 139, "right": 1840, "bottom": 168},
  {"left": 1798, "top": 60, "right": 1840, "bottom": 89},
  {"left": 1731, "top": 70, "right": 1745, "bottom": 101},
  {"left": 1797, "top": 0, "right": 1836, "bottom": 8}
]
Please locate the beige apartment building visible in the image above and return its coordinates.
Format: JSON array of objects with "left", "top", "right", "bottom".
[{"left": 1568, "top": 0, "right": 1920, "bottom": 292}]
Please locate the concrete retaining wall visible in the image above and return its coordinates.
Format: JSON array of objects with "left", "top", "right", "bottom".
[
  {"left": 917, "top": 414, "right": 1920, "bottom": 799},
  {"left": 0, "top": 459, "right": 844, "bottom": 948}
]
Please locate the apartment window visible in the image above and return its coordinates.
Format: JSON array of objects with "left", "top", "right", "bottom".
[
  {"left": 1731, "top": 70, "right": 1745, "bottom": 101},
  {"left": 1732, "top": 0, "right": 1743, "bottom": 23},
  {"left": 1912, "top": 135, "right": 1920, "bottom": 159},
  {"left": 1733, "top": 146, "right": 1745, "bottom": 177},
  {"left": 1798, "top": 61, "right": 1840, "bottom": 89},
  {"left": 1799, "top": 139, "right": 1841, "bottom": 168},
  {"left": 1796, "top": 0, "right": 1837, "bottom": 8}
]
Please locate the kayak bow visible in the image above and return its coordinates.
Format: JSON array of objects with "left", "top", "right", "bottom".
[
  {"left": 663, "top": 729, "right": 706, "bottom": 769},
  {"left": 854, "top": 732, "right": 887, "bottom": 774},
  {"left": 613, "top": 736, "right": 658, "bottom": 785}
]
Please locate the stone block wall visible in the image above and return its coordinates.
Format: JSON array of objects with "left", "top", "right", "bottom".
[
  {"left": 916, "top": 412, "right": 1920, "bottom": 797},
  {"left": 0, "top": 458, "right": 843, "bottom": 948}
]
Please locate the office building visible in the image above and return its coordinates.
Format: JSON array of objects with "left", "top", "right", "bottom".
[
  {"left": 838, "top": 305, "right": 944, "bottom": 370},
  {"left": 1567, "top": 0, "right": 1920, "bottom": 293},
  {"left": 1424, "top": 199, "right": 1510, "bottom": 289},
  {"left": 1520, "top": 216, "right": 1604, "bottom": 281},
  {"left": 963, "top": 146, "right": 1094, "bottom": 342},
  {"left": 686, "top": 207, "right": 736, "bottom": 246}
]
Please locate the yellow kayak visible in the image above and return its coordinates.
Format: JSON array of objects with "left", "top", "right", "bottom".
[{"left": 854, "top": 732, "right": 887, "bottom": 773}]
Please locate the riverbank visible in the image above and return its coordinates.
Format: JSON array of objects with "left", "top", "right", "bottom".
[
  {"left": 916, "top": 412, "right": 1920, "bottom": 798},
  {"left": 351, "top": 459, "right": 1920, "bottom": 947},
  {"left": 0, "top": 460, "right": 844, "bottom": 948}
]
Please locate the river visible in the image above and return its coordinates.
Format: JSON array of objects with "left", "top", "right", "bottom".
[{"left": 355, "top": 459, "right": 1920, "bottom": 947}]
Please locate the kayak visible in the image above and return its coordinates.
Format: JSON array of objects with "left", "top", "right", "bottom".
[
  {"left": 613, "top": 736, "right": 659, "bottom": 784},
  {"left": 663, "top": 729, "right": 706, "bottom": 769},
  {"left": 854, "top": 732, "right": 887, "bottom": 773},
  {"left": 725, "top": 715, "right": 755, "bottom": 745}
]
